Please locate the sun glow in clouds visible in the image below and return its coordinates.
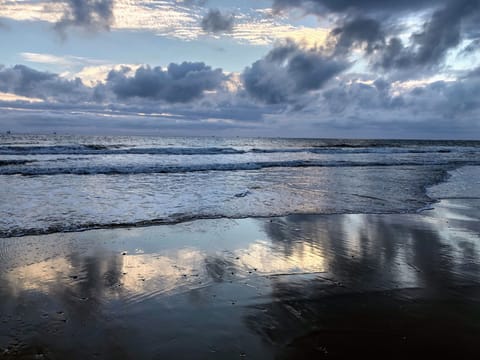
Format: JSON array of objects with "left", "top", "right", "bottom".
[
  {"left": 0, "top": 92, "right": 44, "bottom": 103},
  {"left": 0, "top": 0, "right": 329, "bottom": 46}
]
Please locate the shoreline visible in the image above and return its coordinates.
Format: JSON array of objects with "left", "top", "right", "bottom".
[
  {"left": 0, "top": 164, "right": 467, "bottom": 239},
  {"left": 1, "top": 197, "right": 479, "bottom": 358}
]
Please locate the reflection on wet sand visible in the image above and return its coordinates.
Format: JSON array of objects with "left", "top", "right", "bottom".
[
  {"left": 250, "top": 200, "right": 480, "bottom": 359},
  {"left": 0, "top": 199, "right": 479, "bottom": 358}
]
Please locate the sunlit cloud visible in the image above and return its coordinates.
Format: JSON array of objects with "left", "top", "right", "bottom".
[
  {"left": 231, "top": 21, "right": 328, "bottom": 46},
  {"left": 0, "top": 0, "right": 202, "bottom": 38},
  {"left": 69, "top": 63, "right": 142, "bottom": 86},
  {"left": 0, "top": 1, "right": 329, "bottom": 46},
  {"left": 0, "top": 0, "right": 62, "bottom": 22},
  {"left": 391, "top": 75, "right": 457, "bottom": 92},
  {"left": 0, "top": 92, "right": 44, "bottom": 103},
  {"left": 113, "top": 0, "right": 202, "bottom": 39}
]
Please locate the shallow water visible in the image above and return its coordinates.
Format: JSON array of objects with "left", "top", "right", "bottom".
[
  {"left": 1, "top": 135, "right": 479, "bottom": 237},
  {"left": 0, "top": 168, "right": 479, "bottom": 358}
]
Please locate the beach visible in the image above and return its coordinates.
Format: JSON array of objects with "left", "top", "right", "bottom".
[
  {"left": 1, "top": 0, "right": 479, "bottom": 356},
  {"left": 1, "top": 0, "right": 480, "bottom": 357},
  {"left": 1, "top": 196, "right": 479, "bottom": 359},
  {"left": 1, "top": 136, "right": 480, "bottom": 358}
]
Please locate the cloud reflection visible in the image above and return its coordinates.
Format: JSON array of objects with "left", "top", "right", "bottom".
[{"left": 0, "top": 199, "right": 479, "bottom": 357}]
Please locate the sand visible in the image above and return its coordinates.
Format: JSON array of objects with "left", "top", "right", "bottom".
[{"left": 1, "top": 198, "right": 479, "bottom": 359}]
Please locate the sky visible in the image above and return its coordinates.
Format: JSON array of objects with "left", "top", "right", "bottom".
[{"left": 0, "top": 0, "right": 479, "bottom": 138}]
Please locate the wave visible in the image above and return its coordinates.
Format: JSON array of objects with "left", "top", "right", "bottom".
[
  {"left": 251, "top": 147, "right": 457, "bottom": 154},
  {"left": 0, "top": 145, "right": 246, "bottom": 155},
  {"left": 0, "top": 214, "right": 227, "bottom": 238},
  {"left": 1, "top": 159, "right": 477, "bottom": 176},
  {"left": 0, "top": 144, "right": 473, "bottom": 156},
  {"left": 0, "top": 160, "right": 470, "bottom": 239},
  {"left": 0, "top": 201, "right": 437, "bottom": 237},
  {"left": 0, "top": 159, "right": 37, "bottom": 166}
]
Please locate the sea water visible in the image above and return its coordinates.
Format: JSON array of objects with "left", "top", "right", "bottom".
[{"left": 1, "top": 134, "right": 479, "bottom": 237}]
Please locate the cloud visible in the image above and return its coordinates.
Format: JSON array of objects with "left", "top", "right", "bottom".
[
  {"left": 54, "top": 0, "right": 114, "bottom": 34},
  {"left": 413, "top": 0, "right": 479, "bottom": 65},
  {"left": 176, "top": 0, "right": 208, "bottom": 5},
  {"left": 0, "top": 19, "right": 476, "bottom": 140},
  {"left": 271, "top": 0, "right": 445, "bottom": 15},
  {"left": 467, "top": 66, "right": 480, "bottom": 78},
  {"left": 461, "top": 39, "right": 480, "bottom": 54},
  {"left": 0, "top": 1, "right": 332, "bottom": 46},
  {"left": 106, "top": 62, "right": 226, "bottom": 103},
  {"left": 321, "top": 72, "right": 480, "bottom": 122},
  {"left": 20, "top": 52, "right": 107, "bottom": 70},
  {"left": 0, "top": 64, "right": 90, "bottom": 103},
  {"left": 323, "top": 78, "right": 403, "bottom": 114},
  {"left": 330, "top": 17, "right": 384, "bottom": 55},
  {"left": 375, "top": 0, "right": 480, "bottom": 70},
  {"left": 0, "top": 61, "right": 228, "bottom": 105},
  {"left": 280, "top": 0, "right": 480, "bottom": 74},
  {"left": 242, "top": 41, "right": 347, "bottom": 104},
  {"left": 201, "top": 9, "right": 234, "bottom": 33},
  {"left": 411, "top": 77, "right": 480, "bottom": 117}
]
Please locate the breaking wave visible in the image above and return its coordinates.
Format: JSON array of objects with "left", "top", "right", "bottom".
[{"left": 1, "top": 159, "right": 478, "bottom": 176}]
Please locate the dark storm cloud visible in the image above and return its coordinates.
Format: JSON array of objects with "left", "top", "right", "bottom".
[
  {"left": 201, "top": 9, "right": 234, "bottom": 33},
  {"left": 376, "top": 0, "right": 480, "bottom": 70},
  {"left": 376, "top": 37, "right": 411, "bottom": 69},
  {"left": 0, "top": 62, "right": 227, "bottom": 105},
  {"left": 272, "top": 0, "right": 444, "bottom": 15},
  {"left": 242, "top": 42, "right": 347, "bottom": 104},
  {"left": 273, "top": 0, "right": 480, "bottom": 71},
  {"left": 106, "top": 62, "right": 225, "bottom": 103},
  {"left": 415, "top": 0, "right": 479, "bottom": 64},
  {"left": 331, "top": 17, "right": 384, "bottom": 54},
  {"left": 0, "top": 64, "right": 90, "bottom": 102},
  {"left": 463, "top": 11, "right": 480, "bottom": 39},
  {"left": 54, "top": 0, "right": 114, "bottom": 33}
]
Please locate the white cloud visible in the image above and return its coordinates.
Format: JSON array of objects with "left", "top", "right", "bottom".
[
  {"left": 0, "top": 1, "right": 329, "bottom": 46},
  {"left": 0, "top": 0, "right": 62, "bottom": 22},
  {"left": 113, "top": 0, "right": 202, "bottom": 40},
  {"left": 69, "top": 63, "right": 141, "bottom": 85},
  {"left": 231, "top": 20, "right": 328, "bottom": 46},
  {"left": 21, "top": 52, "right": 107, "bottom": 67}
]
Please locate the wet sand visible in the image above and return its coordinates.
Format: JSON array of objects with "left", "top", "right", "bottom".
[{"left": 1, "top": 198, "right": 479, "bottom": 359}]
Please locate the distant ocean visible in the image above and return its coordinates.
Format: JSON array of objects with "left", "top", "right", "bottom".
[{"left": 1, "top": 134, "right": 479, "bottom": 237}]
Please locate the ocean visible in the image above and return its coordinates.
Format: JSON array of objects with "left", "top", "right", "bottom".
[{"left": 1, "top": 134, "right": 479, "bottom": 237}]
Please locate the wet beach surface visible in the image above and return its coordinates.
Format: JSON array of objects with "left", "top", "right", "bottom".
[{"left": 1, "top": 197, "right": 479, "bottom": 359}]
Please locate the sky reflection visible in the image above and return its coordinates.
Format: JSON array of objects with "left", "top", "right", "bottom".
[{"left": 0, "top": 199, "right": 479, "bottom": 358}]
